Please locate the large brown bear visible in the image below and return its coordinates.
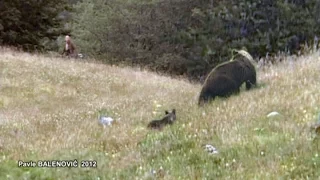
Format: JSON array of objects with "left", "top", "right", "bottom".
[{"left": 198, "top": 50, "right": 256, "bottom": 106}]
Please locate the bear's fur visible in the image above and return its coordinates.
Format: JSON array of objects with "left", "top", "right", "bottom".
[
  {"left": 198, "top": 50, "right": 256, "bottom": 106},
  {"left": 147, "top": 109, "right": 176, "bottom": 130}
]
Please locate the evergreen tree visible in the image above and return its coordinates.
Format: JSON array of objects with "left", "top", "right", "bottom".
[{"left": 0, "top": 0, "right": 69, "bottom": 51}]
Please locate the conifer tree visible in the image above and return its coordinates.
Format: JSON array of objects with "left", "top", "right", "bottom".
[{"left": 0, "top": 0, "right": 69, "bottom": 51}]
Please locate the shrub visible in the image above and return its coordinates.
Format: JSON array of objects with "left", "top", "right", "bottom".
[
  {"left": 0, "top": 0, "right": 69, "bottom": 51},
  {"left": 71, "top": 0, "right": 320, "bottom": 79}
]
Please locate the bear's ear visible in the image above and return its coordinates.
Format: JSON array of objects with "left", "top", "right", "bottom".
[
  {"left": 165, "top": 111, "right": 169, "bottom": 114},
  {"left": 172, "top": 109, "right": 176, "bottom": 114}
]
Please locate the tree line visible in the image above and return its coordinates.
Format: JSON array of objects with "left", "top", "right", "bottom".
[{"left": 1, "top": 0, "right": 320, "bottom": 80}]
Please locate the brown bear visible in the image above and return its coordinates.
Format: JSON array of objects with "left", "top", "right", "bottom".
[
  {"left": 147, "top": 109, "right": 176, "bottom": 130},
  {"left": 198, "top": 50, "right": 256, "bottom": 106}
]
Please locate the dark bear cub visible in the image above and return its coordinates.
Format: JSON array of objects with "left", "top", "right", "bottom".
[{"left": 147, "top": 109, "right": 176, "bottom": 130}]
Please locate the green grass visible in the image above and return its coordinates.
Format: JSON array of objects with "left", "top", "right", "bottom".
[{"left": 0, "top": 47, "right": 320, "bottom": 179}]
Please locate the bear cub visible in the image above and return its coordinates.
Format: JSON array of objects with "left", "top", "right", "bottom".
[{"left": 147, "top": 109, "right": 176, "bottom": 130}]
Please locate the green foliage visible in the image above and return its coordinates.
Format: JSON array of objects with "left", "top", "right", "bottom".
[
  {"left": 0, "top": 0, "right": 70, "bottom": 51},
  {"left": 71, "top": 0, "right": 320, "bottom": 79},
  {"left": 71, "top": 0, "right": 136, "bottom": 59},
  {"left": 185, "top": 0, "right": 320, "bottom": 61}
]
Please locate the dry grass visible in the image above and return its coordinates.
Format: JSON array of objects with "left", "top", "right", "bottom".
[{"left": 0, "top": 47, "right": 319, "bottom": 179}]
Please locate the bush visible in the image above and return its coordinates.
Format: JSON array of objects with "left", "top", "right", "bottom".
[
  {"left": 0, "top": 0, "right": 70, "bottom": 51},
  {"left": 71, "top": 0, "right": 320, "bottom": 79}
]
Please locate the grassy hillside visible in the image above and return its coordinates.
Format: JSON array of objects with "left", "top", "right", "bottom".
[{"left": 0, "top": 47, "right": 319, "bottom": 179}]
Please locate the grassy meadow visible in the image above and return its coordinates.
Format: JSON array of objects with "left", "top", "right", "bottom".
[{"left": 0, "top": 47, "right": 319, "bottom": 179}]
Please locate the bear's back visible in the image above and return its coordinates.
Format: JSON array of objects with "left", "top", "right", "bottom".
[{"left": 208, "top": 61, "right": 247, "bottom": 86}]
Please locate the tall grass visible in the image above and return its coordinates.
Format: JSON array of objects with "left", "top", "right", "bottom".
[{"left": 0, "top": 47, "right": 319, "bottom": 179}]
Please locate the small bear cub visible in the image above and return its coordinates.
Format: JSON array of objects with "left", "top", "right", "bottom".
[{"left": 147, "top": 109, "right": 176, "bottom": 130}]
